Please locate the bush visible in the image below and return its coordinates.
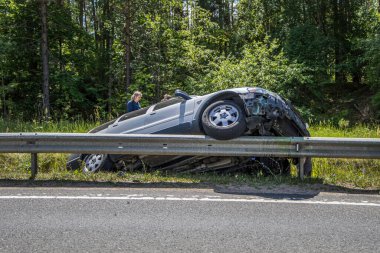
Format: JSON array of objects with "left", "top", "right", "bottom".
[{"left": 204, "top": 37, "right": 309, "bottom": 98}]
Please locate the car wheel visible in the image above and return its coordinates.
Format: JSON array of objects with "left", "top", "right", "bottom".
[
  {"left": 201, "top": 100, "right": 246, "bottom": 140},
  {"left": 83, "top": 154, "right": 113, "bottom": 173},
  {"left": 260, "top": 157, "right": 290, "bottom": 176}
]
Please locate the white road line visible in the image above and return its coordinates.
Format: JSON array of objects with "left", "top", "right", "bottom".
[{"left": 0, "top": 195, "right": 379, "bottom": 207}]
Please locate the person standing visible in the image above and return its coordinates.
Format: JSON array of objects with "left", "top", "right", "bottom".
[
  {"left": 127, "top": 91, "right": 142, "bottom": 112},
  {"left": 161, "top": 94, "right": 172, "bottom": 101}
]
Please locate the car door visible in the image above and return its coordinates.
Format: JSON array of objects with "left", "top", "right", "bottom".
[{"left": 144, "top": 97, "right": 195, "bottom": 134}]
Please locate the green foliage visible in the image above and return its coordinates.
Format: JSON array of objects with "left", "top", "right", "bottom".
[
  {"left": 204, "top": 38, "right": 310, "bottom": 101},
  {"left": 362, "top": 33, "right": 380, "bottom": 115},
  {"left": 285, "top": 24, "right": 332, "bottom": 83},
  {"left": 364, "top": 35, "right": 380, "bottom": 86},
  {"left": 0, "top": 0, "right": 379, "bottom": 121}
]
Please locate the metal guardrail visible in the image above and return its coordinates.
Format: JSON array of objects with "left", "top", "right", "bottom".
[{"left": 0, "top": 133, "right": 379, "bottom": 179}]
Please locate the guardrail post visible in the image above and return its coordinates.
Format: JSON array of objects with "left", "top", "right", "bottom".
[
  {"left": 30, "top": 153, "right": 38, "bottom": 180},
  {"left": 298, "top": 157, "right": 306, "bottom": 180}
]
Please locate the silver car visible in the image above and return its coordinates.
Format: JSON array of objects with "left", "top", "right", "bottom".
[{"left": 67, "top": 87, "right": 312, "bottom": 176}]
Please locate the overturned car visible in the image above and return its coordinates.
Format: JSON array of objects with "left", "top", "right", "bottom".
[{"left": 67, "top": 87, "right": 312, "bottom": 176}]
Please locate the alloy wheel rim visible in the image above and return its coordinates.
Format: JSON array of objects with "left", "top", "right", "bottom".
[
  {"left": 84, "top": 154, "right": 104, "bottom": 173},
  {"left": 208, "top": 104, "right": 239, "bottom": 127}
]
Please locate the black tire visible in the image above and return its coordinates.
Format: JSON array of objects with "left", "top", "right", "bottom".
[
  {"left": 260, "top": 157, "right": 290, "bottom": 176},
  {"left": 278, "top": 158, "right": 291, "bottom": 175},
  {"left": 66, "top": 154, "right": 82, "bottom": 170},
  {"left": 201, "top": 100, "right": 246, "bottom": 140},
  {"left": 82, "top": 154, "right": 113, "bottom": 173}
]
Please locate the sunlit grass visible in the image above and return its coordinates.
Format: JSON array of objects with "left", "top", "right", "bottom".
[
  {"left": 0, "top": 153, "right": 319, "bottom": 187},
  {"left": 0, "top": 119, "right": 379, "bottom": 189},
  {"left": 310, "top": 158, "right": 380, "bottom": 189},
  {"left": 0, "top": 118, "right": 96, "bottom": 133},
  {"left": 309, "top": 121, "right": 380, "bottom": 138},
  {"left": 307, "top": 122, "right": 380, "bottom": 189}
]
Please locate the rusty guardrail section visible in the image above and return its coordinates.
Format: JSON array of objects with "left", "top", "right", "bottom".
[{"left": 0, "top": 133, "right": 379, "bottom": 179}]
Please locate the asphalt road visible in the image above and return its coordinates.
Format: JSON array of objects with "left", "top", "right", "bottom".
[{"left": 0, "top": 187, "right": 379, "bottom": 253}]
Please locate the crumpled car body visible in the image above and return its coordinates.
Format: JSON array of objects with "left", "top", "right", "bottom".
[{"left": 67, "top": 87, "right": 312, "bottom": 176}]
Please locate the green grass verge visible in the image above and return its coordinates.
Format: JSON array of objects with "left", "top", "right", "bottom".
[
  {"left": 0, "top": 153, "right": 323, "bottom": 188},
  {"left": 0, "top": 120, "right": 379, "bottom": 189}
]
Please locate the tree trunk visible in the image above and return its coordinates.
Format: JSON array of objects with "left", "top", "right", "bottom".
[
  {"left": 91, "top": 0, "right": 99, "bottom": 50},
  {"left": 230, "top": 0, "right": 234, "bottom": 28},
  {"left": 332, "top": 0, "right": 346, "bottom": 84},
  {"left": 1, "top": 70, "right": 6, "bottom": 118},
  {"left": 84, "top": 0, "right": 88, "bottom": 32},
  {"left": 319, "top": 0, "right": 327, "bottom": 35},
  {"left": 107, "top": 28, "right": 114, "bottom": 117},
  {"left": 79, "top": 0, "right": 84, "bottom": 28},
  {"left": 187, "top": 0, "right": 190, "bottom": 29},
  {"left": 40, "top": 0, "right": 50, "bottom": 120},
  {"left": 123, "top": 0, "right": 132, "bottom": 95},
  {"left": 57, "top": 0, "right": 64, "bottom": 71},
  {"left": 106, "top": 0, "right": 114, "bottom": 117},
  {"left": 173, "top": 1, "right": 182, "bottom": 30}
]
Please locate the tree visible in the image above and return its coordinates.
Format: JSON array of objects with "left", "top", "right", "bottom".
[
  {"left": 123, "top": 0, "right": 132, "bottom": 96},
  {"left": 205, "top": 38, "right": 308, "bottom": 97},
  {"left": 40, "top": 0, "right": 50, "bottom": 120},
  {"left": 0, "top": 0, "right": 379, "bottom": 121}
]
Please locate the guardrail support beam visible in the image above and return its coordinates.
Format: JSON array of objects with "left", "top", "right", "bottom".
[
  {"left": 30, "top": 153, "right": 38, "bottom": 180},
  {"left": 298, "top": 157, "right": 306, "bottom": 180}
]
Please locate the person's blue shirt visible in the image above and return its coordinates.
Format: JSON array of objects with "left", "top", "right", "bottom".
[{"left": 127, "top": 100, "right": 141, "bottom": 112}]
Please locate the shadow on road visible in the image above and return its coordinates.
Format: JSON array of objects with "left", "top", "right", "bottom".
[{"left": 213, "top": 183, "right": 379, "bottom": 200}]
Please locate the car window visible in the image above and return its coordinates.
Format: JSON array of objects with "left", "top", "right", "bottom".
[
  {"left": 118, "top": 107, "right": 149, "bottom": 122},
  {"left": 89, "top": 119, "right": 117, "bottom": 133},
  {"left": 153, "top": 97, "right": 184, "bottom": 111},
  {"left": 89, "top": 107, "right": 149, "bottom": 132}
]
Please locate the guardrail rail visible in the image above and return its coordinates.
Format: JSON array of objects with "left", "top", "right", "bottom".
[{"left": 0, "top": 133, "right": 379, "bottom": 179}]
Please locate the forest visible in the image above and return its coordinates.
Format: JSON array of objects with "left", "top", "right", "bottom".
[{"left": 0, "top": 0, "right": 379, "bottom": 123}]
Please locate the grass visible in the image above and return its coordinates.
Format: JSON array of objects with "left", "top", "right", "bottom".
[
  {"left": 309, "top": 121, "right": 380, "bottom": 138},
  {"left": 0, "top": 152, "right": 323, "bottom": 190},
  {"left": 0, "top": 118, "right": 95, "bottom": 133},
  {"left": 308, "top": 122, "right": 380, "bottom": 189},
  {"left": 0, "top": 119, "right": 379, "bottom": 190}
]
